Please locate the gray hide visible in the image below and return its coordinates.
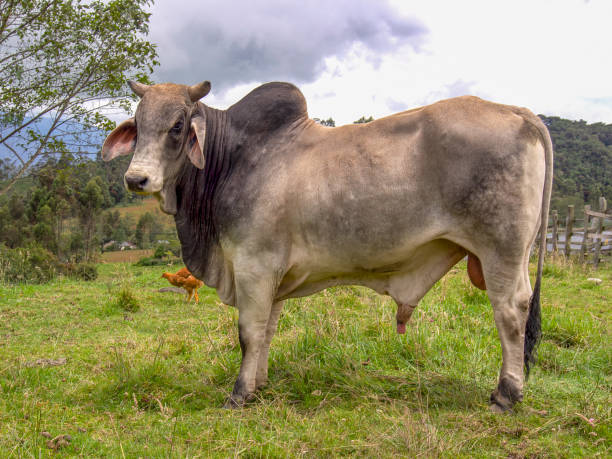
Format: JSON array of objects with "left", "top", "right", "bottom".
[{"left": 102, "top": 81, "right": 553, "bottom": 411}]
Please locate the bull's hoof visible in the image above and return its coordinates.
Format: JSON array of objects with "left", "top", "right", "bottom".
[
  {"left": 489, "top": 401, "right": 510, "bottom": 413},
  {"left": 490, "top": 376, "right": 523, "bottom": 413},
  {"left": 223, "top": 394, "right": 250, "bottom": 409},
  {"left": 225, "top": 378, "right": 256, "bottom": 408}
]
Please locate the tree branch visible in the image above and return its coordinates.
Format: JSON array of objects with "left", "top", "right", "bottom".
[
  {"left": 2, "top": 142, "right": 26, "bottom": 166},
  {"left": 0, "top": 103, "right": 68, "bottom": 195}
]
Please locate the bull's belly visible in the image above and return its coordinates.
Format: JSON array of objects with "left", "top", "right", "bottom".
[
  {"left": 275, "top": 238, "right": 467, "bottom": 303},
  {"left": 275, "top": 269, "right": 391, "bottom": 301}
]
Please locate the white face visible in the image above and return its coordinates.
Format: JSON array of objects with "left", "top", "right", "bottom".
[
  {"left": 101, "top": 81, "right": 210, "bottom": 215},
  {"left": 125, "top": 93, "right": 191, "bottom": 214},
  {"left": 124, "top": 144, "right": 176, "bottom": 214}
]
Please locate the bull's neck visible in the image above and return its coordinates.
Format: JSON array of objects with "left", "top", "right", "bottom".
[{"left": 174, "top": 105, "right": 233, "bottom": 282}]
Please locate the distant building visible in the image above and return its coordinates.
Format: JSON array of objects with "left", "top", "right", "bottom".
[
  {"left": 102, "top": 240, "right": 117, "bottom": 250},
  {"left": 119, "top": 241, "right": 137, "bottom": 251}
]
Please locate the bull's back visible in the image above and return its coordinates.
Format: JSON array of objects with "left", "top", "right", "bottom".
[
  {"left": 231, "top": 96, "right": 545, "bottom": 268},
  {"left": 281, "top": 113, "right": 439, "bottom": 263}
]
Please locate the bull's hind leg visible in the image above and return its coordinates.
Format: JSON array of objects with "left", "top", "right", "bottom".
[{"left": 481, "top": 252, "right": 533, "bottom": 412}]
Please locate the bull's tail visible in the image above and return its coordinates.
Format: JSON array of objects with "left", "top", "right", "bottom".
[
  {"left": 523, "top": 115, "right": 553, "bottom": 379},
  {"left": 524, "top": 273, "right": 542, "bottom": 378}
]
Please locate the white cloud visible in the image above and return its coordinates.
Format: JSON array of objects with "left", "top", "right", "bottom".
[
  {"left": 146, "top": 0, "right": 612, "bottom": 125},
  {"left": 148, "top": 0, "right": 426, "bottom": 92}
]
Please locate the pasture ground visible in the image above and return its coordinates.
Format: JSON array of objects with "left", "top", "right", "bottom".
[
  {"left": 0, "top": 258, "right": 610, "bottom": 457},
  {"left": 100, "top": 249, "right": 154, "bottom": 263}
]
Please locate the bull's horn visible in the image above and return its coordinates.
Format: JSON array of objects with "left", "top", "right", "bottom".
[
  {"left": 188, "top": 81, "right": 211, "bottom": 102},
  {"left": 128, "top": 80, "right": 150, "bottom": 98}
]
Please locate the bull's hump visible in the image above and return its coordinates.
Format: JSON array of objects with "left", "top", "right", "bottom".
[{"left": 228, "top": 82, "right": 308, "bottom": 135}]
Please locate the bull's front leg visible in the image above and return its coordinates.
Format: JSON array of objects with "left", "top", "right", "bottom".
[
  {"left": 256, "top": 300, "right": 284, "bottom": 390},
  {"left": 226, "top": 272, "right": 277, "bottom": 408}
]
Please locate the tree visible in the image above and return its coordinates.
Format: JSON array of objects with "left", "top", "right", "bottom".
[
  {"left": 540, "top": 115, "right": 611, "bottom": 206},
  {"left": 0, "top": 158, "right": 15, "bottom": 180},
  {"left": 76, "top": 177, "right": 107, "bottom": 261},
  {"left": 2, "top": 193, "right": 30, "bottom": 247},
  {"left": 8, "top": 191, "right": 25, "bottom": 219},
  {"left": 313, "top": 117, "right": 335, "bottom": 127},
  {"left": 100, "top": 209, "right": 132, "bottom": 243},
  {"left": 353, "top": 116, "right": 374, "bottom": 124},
  {"left": 0, "top": 0, "right": 158, "bottom": 195},
  {"left": 134, "top": 211, "right": 167, "bottom": 249},
  {"left": 97, "top": 154, "right": 133, "bottom": 205},
  {"left": 48, "top": 162, "right": 79, "bottom": 257},
  {"left": 101, "top": 210, "right": 120, "bottom": 243},
  {"left": 32, "top": 204, "right": 55, "bottom": 252}
]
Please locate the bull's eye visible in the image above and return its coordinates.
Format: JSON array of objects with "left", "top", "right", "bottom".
[{"left": 170, "top": 120, "right": 183, "bottom": 135}]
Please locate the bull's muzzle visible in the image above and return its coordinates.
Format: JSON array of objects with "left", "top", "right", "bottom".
[{"left": 124, "top": 173, "right": 149, "bottom": 192}]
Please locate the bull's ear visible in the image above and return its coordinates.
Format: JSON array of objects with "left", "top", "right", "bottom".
[
  {"left": 101, "top": 118, "right": 137, "bottom": 161},
  {"left": 187, "top": 115, "right": 206, "bottom": 169}
]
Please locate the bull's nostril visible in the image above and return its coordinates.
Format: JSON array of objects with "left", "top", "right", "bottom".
[{"left": 125, "top": 174, "right": 149, "bottom": 191}]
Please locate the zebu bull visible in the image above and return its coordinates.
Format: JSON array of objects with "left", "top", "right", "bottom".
[{"left": 102, "top": 80, "right": 552, "bottom": 411}]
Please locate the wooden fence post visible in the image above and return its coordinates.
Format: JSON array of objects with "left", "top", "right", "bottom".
[
  {"left": 593, "top": 197, "right": 608, "bottom": 268},
  {"left": 580, "top": 205, "right": 591, "bottom": 262},
  {"left": 564, "top": 205, "right": 574, "bottom": 256},
  {"left": 551, "top": 210, "right": 558, "bottom": 254}
]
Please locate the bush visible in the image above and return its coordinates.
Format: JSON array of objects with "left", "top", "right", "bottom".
[
  {"left": 134, "top": 255, "right": 181, "bottom": 267},
  {"left": 114, "top": 285, "right": 140, "bottom": 312},
  {"left": 134, "top": 256, "right": 166, "bottom": 266},
  {"left": 0, "top": 244, "right": 58, "bottom": 284},
  {"left": 152, "top": 241, "right": 181, "bottom": 259},
  {"left": 71, "top": 263, "right": 99, "bottom": 281},
  {"left": 75, "top": 263, "right": 98, "bottom": 281},
  {"left": 153, "top": 245, "right": 167, "bottom": 259},
  {"left": 57, "top": 262, "right": 99, "bottom": 281},
  {"left": 167, "top": 239, "right": 182, "bottom": 257}
]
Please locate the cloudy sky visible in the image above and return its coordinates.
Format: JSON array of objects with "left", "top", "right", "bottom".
[{"left": 146, "top": 0, "right": 612, "bottom": 126}]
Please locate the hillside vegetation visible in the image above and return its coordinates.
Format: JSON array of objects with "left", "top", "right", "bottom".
[
  {"left": 0, "top": 259, "right": 609, "bottom": 457},
  {"left": 0, "top": 114, "right": 610, "bottom": 266},
  {"left": 541, "top": 116, "right": 612, "bottom": 211}
]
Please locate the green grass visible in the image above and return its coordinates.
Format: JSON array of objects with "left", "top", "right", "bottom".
[{"left": 0, "top": 259, "right": 610, "bottom": 457}]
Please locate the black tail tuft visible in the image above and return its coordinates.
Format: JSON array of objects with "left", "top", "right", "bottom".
[{"left": 524, "top": 277, "right": 542, "bottom": 379}]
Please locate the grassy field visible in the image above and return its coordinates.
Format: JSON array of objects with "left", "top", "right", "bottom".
[
  {"left": 0, "top": 258, "right": 609, "bottom": 457},
  {"left": 100, "top": 249, "right": 154, "bottom": 263}
]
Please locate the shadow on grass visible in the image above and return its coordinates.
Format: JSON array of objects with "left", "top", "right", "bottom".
[
  {"left": 264, "top": 361, "right": 489, "bottom": 412},
  {"left": 87, "top": 355, "right": 237, "bottom": 412},
  {"left": 85, "top": 342, "right": 489, "bottom": 414}
]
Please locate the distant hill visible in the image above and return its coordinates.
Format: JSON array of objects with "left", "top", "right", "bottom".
[
  {"left": 540, "top": 115, "right": 612, "bottom": 209},
  {"left": 115, "top": 196, "right": 175, "bottom": 227},
  {"left": 0, "top": 116, "right": 105, "bottom": 162},
  {"left": 2, "top": 114, "right": 611, "bottom": 210}
]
